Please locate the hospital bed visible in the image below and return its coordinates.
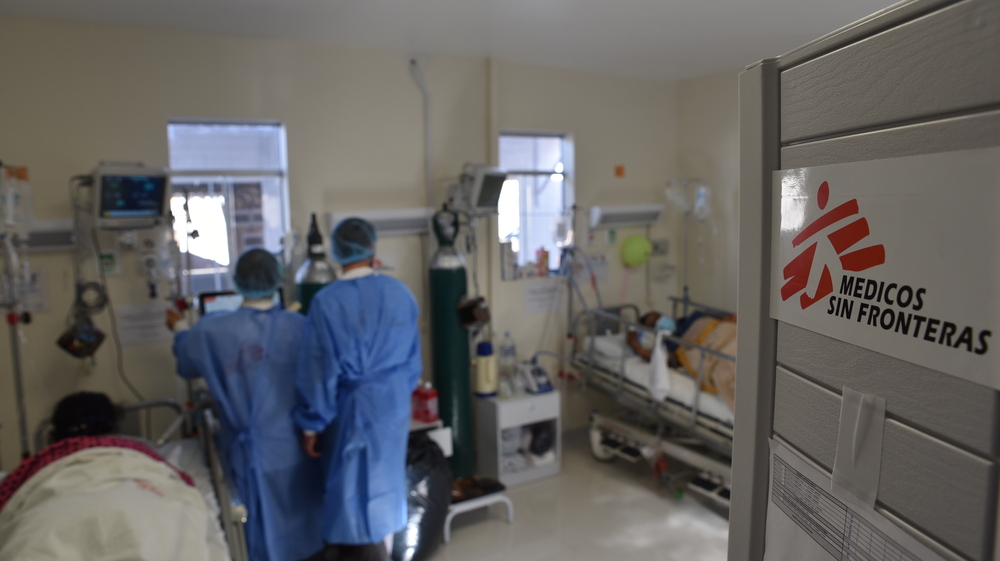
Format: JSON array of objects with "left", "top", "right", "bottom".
[
  {"left": 568, "top": 297, "right": 735, "bottom": 507},
  {"left": 21, "top": 398, "right": 249, "bottom": 561}
]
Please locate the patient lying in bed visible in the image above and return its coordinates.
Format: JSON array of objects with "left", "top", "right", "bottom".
[
  {"left": 0, "top": 392, "right": 228, "bottom": 561},
  {"left": 627, "top": 311, "right": 738, "bottom": 411}
]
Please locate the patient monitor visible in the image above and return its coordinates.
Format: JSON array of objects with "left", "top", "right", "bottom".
[
  {"left": 451, "top": 163, "right": 507, "bottom": 215},
  {"left": 93, "top": 163, "right": 170, "bottom": 230}
]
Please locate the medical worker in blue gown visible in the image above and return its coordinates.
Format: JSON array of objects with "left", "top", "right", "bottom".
[
  {"left": 295, "top": 218, "right": 422, "bottom": 561},
  {"left": 170, "top": 249, "right": 325, "bottom": 561}
]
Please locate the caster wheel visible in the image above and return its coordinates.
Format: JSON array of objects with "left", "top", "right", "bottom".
[{"left": 590, "top": 428, "right": 616, "bottom": 462}]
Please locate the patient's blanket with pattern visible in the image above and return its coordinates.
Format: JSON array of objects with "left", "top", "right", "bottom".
[
  {"left": 675, "top": 317, "right": 738, "bottom": 412},
  {"left": 0, "top": 437, "right": 227, "bottom": 561}
]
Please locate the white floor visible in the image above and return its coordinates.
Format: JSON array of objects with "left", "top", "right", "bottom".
[{"left": 430, "top": 441, "right": 729, "bottom": 561}]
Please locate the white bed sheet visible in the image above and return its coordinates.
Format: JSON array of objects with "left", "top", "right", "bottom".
[
  {"left": 157, "top": 437, "right": 230, "bottom": 557},
  {"left": 583, "top": 334, "right": 734, "bottom": 425},
  {"left": 0, "top": 446, "right": 229, "bottom": 561}
]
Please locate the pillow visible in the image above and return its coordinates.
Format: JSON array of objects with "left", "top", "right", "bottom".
[{"left": 583, "top": 334, "right": 634, "bottom": 359}]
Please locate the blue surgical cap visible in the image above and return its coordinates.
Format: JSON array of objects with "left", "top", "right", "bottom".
[
  {"left": 233, "top": 248, "right": 282, "bottom": 299},
  {"left": 332, "top": 218, "right": 377, "bottom": 265}
]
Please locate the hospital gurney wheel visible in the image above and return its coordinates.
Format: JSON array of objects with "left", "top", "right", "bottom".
[{"left": 589, "top": 427, "right": 616, "bottom": 462}]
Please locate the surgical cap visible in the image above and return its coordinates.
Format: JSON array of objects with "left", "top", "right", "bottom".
[
  {"left": 233, "top": 248, "right": 282, "bottom": 299},
  {"left": 332, "top": 218, "right": 377, "bottom": 265}
]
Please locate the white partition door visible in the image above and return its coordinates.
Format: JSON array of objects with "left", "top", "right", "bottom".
[{"left": 730, "top": 1, "right": 1000, "bottom": 560}]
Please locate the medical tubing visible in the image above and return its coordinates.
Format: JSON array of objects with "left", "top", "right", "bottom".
[
  {"left": 538, "top": 257, "right": 571, "bottom": 356},
  {"left": 531, "top": 350, "right": 574, "bottom": 364},
  {"left": 645, "top": 224, "right": 653, "bottom": 307},
  {"left": 91, "top": 228, "right": 145, "bottom": 403},
  {"left": 68, "top": 175, "right": 91, "bottom": 285},
  {"left": 570, "top": 246, "right": 603, "bottom": 309}
]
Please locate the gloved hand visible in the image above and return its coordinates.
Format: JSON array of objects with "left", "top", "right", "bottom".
[{"left": 165, "top": 308, "right": 184, "bottom": 331}]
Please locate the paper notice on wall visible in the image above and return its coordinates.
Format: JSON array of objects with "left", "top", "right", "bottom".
[
  {"left": 771, "top": 147, "right": 1000, "bottom": 390},
  {"left": 572, "top": 253, "right": 609, "bottom": 285},
  {"left": 764, "top": 439, "right": 946, "bottom": 561},
  {"left": 525, "top": 281, "right": 562, "bottom": 315},
  {"left": 115, "top": 302, "right": 173, "bottom": 347}
]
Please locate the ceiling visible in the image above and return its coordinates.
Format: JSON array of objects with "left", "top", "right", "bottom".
[{"left": 0, "top": 0, "right": 896, "bottom": 81}]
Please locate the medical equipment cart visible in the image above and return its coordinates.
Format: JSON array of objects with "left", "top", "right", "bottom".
[{"left": 474, "top": 390, "right": 561, "bottom": 487}]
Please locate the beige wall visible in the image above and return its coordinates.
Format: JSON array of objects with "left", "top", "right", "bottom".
[
  {"left": 488, "top": 61, "right": 679, "bottom": 428},
  {"left": 0, "top": 15, "right": 700, "bottom": 466},
  {"left": 676, "top": 69, "right": 741, "bottom": 313}
]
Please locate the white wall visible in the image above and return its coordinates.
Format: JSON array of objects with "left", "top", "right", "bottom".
[
  {"left": 676, "top": 69, "right": 742, "bottom": 312},
  {"left": 0, "top": 15, "right": 692, "bottom": 466}
]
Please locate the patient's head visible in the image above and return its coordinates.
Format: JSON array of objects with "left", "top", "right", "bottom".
[
  {"left": 639, "top": 312, "right": 662, "bottom": 328},
  {"left": 52, "top": 391, "right": 118, "bottom": 442}
]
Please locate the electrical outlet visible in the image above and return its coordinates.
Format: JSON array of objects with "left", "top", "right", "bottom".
[{"left": 650, "top": 239, "right": 669, "bottom": 256}]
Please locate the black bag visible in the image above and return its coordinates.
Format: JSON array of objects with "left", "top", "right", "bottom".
[{"left": 391, "top": 432, "right": 453, "bottom": 561}]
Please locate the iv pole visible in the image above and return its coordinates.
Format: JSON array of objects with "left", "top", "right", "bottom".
[
  {"left": 2, "top": 237, "right": 30, "bottom": 460},
  {"left": 1, "top": 161, "right": 32, "bottom": 460}
]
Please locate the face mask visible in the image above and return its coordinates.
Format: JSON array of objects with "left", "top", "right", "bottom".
[{"left": 655, "top": 316, "right": 676, "bottom": 334}]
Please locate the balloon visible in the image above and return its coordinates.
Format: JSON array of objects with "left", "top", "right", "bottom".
[{"left": 621, "top": 236, "right": 652, "bottom": 268}]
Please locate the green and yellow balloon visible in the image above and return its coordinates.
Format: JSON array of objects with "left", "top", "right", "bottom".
[{"left": 621, "top": 236, "right": 652, "bottom": 268}]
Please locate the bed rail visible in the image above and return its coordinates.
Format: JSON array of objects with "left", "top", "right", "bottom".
[
  {"left": 570, "top": 305, "right": 735, "bottom": 440},
  {"left": 668, "top": 296, "right": 733, "bottom": 321},
  {"left": 199, "top": 406, "right": 249, "bottom": 561},
  {"left": 33, "top": 398, "right": 187, "bottom": 453}
]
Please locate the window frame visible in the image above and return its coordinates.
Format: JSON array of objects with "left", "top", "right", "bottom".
[
  {"left": 497, "top": 131, "right": 575, "bottom": 274},
  {"left": 167, "top": 120, "right": 292, "bottom": 295}
]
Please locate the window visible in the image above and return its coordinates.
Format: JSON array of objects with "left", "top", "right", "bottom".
[
  {"left": 167, "top": 121, "right": 290, "bottom": 295},
  {"left": 498, "top": 133, "right": 574, "bottom": 275}
]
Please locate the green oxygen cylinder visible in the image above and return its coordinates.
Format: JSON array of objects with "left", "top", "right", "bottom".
[
  {"left": 429, "top": 205, "right": 474, "bottom": 478},
  {"left": 295, "top": 213, "right": 336, "bottom": 314}
]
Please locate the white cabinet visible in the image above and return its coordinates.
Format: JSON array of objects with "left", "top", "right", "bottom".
[{"left": 475, "top": 391, "right": 560, "bottom": 487}]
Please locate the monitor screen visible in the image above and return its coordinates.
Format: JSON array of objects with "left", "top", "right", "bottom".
[
  {"left": 98, "top": 175, "right": 167, "bottom": 219},
  {"left": 199, "top": 289, "right": 284, "bottom": 316},
  {"left": 476, "top": 172, "right": 507, "bottom": 209}
]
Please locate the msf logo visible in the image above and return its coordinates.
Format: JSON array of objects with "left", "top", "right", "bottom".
[{"left": 781, "top": 181, "right": 885, "bottom": 309}]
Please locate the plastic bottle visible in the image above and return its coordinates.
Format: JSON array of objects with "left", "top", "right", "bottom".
[
  {"left": 475, "top": 342, "right": 498, "bottom": 397},
  {"left": 412, "top": 381, "right": 439, "bottom": 423},
  {"left": 498, "top": 332, "right": 517, "bottom": 396}
]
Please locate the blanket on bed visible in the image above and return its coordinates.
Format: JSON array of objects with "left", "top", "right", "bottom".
[
  {"left": 0, "top": 436, "right": 193, "bottom": 511},
  {"left": 0, "top": 440, "right": 228, "bottom": 561},
  {"left": 675, "top": 317, "right": 737, "bottom": 411}
]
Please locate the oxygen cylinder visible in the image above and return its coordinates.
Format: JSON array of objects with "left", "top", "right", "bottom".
[
  {"left": 295, "top": 213, "right": 336, "bottom": 314},
  {"left": 429, "top": 205, "right": 474, "bottom": 478}
]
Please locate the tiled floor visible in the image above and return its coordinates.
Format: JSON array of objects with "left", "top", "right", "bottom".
[{"left": 429, "top": 440, "right": 729, "bottom": 561}]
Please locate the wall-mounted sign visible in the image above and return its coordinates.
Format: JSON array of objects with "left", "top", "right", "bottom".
[{"left": 771, "top": 147, "right": 999, "bottom": 390}]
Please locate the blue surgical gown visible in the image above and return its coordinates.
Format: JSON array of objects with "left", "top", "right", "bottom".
[
  {"left": 173, "top": 306, "right": 325, "bottom": 561},
  {"left": 294, "top": 274, "right": 422, "bottom": 545}
]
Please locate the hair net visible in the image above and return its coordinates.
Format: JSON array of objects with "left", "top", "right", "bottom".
[
  {"left": 332, "top": 218, "right": 377, "bottom": 265},
  {"left": 233, "top": 248, "right": 282, "bottom": 299}
]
